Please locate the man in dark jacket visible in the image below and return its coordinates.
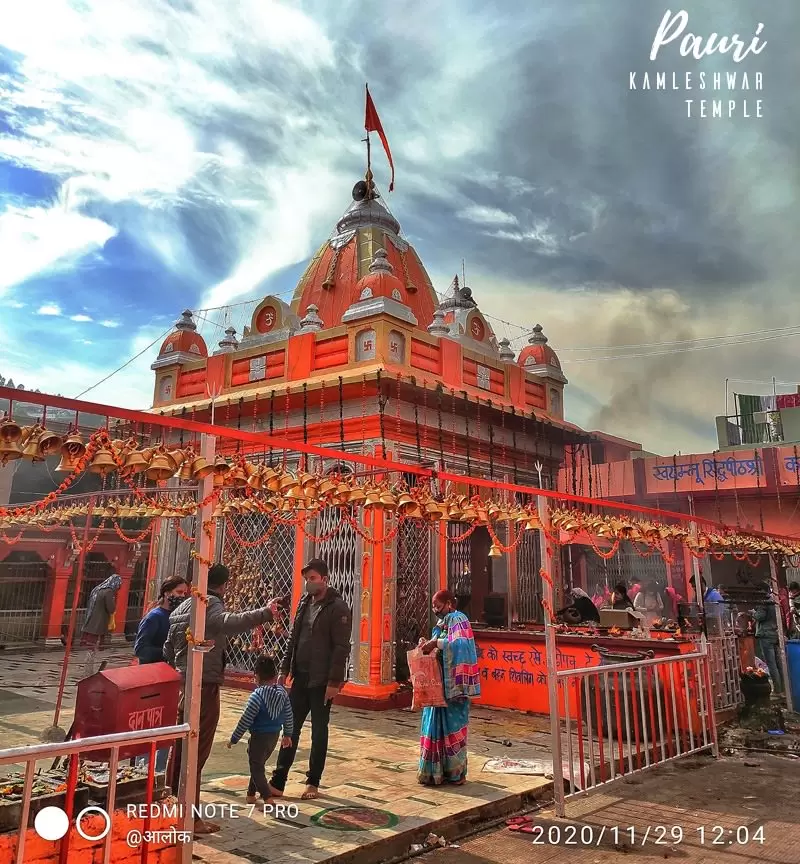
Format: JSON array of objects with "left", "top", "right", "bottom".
[
  {"left": 269, "top": 559, "right": 352, "bottom": 801},
  {"left": 165, "top": 563, "right": 281, "bottom": 834}
]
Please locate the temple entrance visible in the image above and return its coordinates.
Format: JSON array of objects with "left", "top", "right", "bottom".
[
  {"left": 446, "top": 524, "right": 493, "bottom": 622},
  {"left": 312, "top": 506, "right": 361, "bottom": 682},
  {"left": 0, "top": 552, "right": 49, "bottom": 646}
]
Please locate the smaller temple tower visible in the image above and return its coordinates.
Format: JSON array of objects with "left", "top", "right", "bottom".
[{"left": 150, "top": 310, "right": 208, "bottom": 406}]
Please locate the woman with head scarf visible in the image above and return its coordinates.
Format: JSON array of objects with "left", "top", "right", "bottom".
[
  {"left": 80, "top": 573, "right": 122, "bottom": 676},
  {"left": 417, "top": 589, "right": 481, "bottom": 786}
]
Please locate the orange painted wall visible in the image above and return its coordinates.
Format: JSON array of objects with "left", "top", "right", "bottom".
[{"left": 559, "top": 458, "right": 636, "bottom": 498}]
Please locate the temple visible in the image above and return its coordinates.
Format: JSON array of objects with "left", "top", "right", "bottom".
[{"left": 149, "top": 177, "right": 593, "bottom": 706}]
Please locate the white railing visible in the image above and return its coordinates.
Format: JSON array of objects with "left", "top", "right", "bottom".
[
  {"left": 0, "top": 724, "right": 189, "bottom": 864},
  {"left": 554, "top": 651, "right": 718, "bottom": 807}
]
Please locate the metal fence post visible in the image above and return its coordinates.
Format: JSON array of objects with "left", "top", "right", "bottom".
[
  {"left": 769, "top": 554, "right": 793, "bottom": 713},
  {"left": 538, "top": 495, "right": 565, "bottom": 817},
  {"left": 179, "top": 434, "right": 216, "bottom": 859}
]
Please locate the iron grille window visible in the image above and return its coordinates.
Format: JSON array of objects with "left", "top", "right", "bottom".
[{"left": 515, "top": 531, "right": 542, "bottom": 623}]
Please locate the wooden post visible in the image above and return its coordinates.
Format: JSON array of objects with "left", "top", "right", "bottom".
[
  {"left": 769, "top": 554, "right": 793, "bottom": 713},
  {"left": 51, "top": 495, "right": 97, "bottom": 731},
  {"left": 179, "top": 434, "right": 215, "bottom": 859},
  {"left": 538, "top": 495, "right": 565, "bottom": 817}
]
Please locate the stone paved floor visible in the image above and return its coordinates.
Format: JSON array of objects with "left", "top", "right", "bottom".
[
  {"left": 419, "top": 752, "right": 800, "bottom": 864},
  {"left": 0, "top": 647, "right": 553, "bottom": 864}
]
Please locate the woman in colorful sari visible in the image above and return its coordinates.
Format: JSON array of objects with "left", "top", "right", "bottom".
[{"left": 417, "top": 589, "right": 481, "bottom": 786}]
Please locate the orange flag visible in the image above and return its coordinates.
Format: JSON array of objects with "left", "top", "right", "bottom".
[{"left": 365, "top": 84, "right": 395, "bottom": 192}]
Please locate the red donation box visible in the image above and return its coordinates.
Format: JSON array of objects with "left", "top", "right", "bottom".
[{"left": 73, "top": 663, "right": 181, "bottom": 760}]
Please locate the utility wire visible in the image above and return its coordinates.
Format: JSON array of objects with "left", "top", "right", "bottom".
[
  {"left": 567, "top": 329, "right": 800, "bottom": 364},
  {"left": 74, "top": 327, "right": 173, "bottom": 399}
]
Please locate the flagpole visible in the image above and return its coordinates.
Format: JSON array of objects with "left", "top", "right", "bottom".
[{"left": 364, "top": 83, "right": 372, "bottom": 189}]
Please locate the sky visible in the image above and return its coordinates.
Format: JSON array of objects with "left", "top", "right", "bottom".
[{"left": 0, "top": 0, "right": 798, "bottom": 455}]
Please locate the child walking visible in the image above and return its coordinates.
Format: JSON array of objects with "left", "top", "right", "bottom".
[{"left": 228, "top": 655, "right": 293, "bottom": 804}]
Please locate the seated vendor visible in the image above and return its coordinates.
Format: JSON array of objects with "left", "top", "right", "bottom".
[{"left": 557, "top": 588, "right": 601, "bottom": 625}]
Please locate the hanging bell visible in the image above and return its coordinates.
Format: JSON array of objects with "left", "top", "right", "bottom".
[
  {"left": 246, "top": 465, "right": 264, "bottom": 490},
  {"left": 103, "top": 501, "right": 119, "bottom": 518},
  {"left": 55, "top": 450, "right": 80, "bottom": 473},
  {"left": 0, "top": 436, "right": 23, "bottom": 464},
  {"left": 166, "top": 449, "right": 186, "bottom": 474},
  {"left": 317, "top": 477, "right": 336, "bottom": 498},
  {"left": 488, "top": 542, "right": 503, "bottom": 558},
  {"left": 145, "top": 449, "right": 175, "bottom": 482},
  {"left": 265, "top": 470, "right": 282, "bottom": 493},
  {"left": 213, "top": 456, "right": 231, "bottom": 477},
  {"left": 260, "top": 496, "right": 278, "bottom": 514},
  {"left": 36, "top": 429, "right": 63, "bottom": 459},
  {"left": 0, "top": 418, "right": 22, "bottom": 444},
  {"left": 189, "top": 456, "right": 214, "bottom": 480},
  {"left": 397, "top": 493, "right": 416, "bottom": 515},
  {"left": 364, "top": 487, "right": 382, "bottom": 508},
  {"left": 226, "top": 465, "right": 249, "bottom": 487},
  {"left": 123, "top": 449, "right": 148, "bottom": 476},
  {"left": 424, "top": 500, "right": 444, "bottom": 520},
  {"left": 279, "top": 472, "right": 300, "bottom": 495},
  {"left": 379, "top": 488, "right": 398, "bottom": 510},
  {"left": 21, "top": 426, "right": 45, "bottom": 462},
  {"left": 348, "top": 485, "right": 366, "bottom": 505},
  {"left": 300, "top": 472, "right": 318, "bottom": 497},
  {"left": 88, "top": 445, "right": 117, "bottom": 475}
]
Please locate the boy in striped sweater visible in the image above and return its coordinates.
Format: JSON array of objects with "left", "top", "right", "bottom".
[{"left": 227, "top": 655, "right": 293, "bottom": 804}]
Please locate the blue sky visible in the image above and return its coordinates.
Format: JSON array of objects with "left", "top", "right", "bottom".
[{"left": 0, "top": 1, "right": 797, "bottom": 453}]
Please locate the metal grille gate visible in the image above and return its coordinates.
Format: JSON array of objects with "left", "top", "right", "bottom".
[
  {"left": 586, "top": 540, "right": 668, "bottom": 591},
  {"left": 395, "top": 521, "right": 433, "bottom": 681},
  {"left": 516, "top": 530, "right": 542, "bottom": 623},
  {"left": 0, "top": 561, "right": 49, "bottom": 645},
  {"left": 311, "top": 507, "right": 360, "bottom": 682},
  {"left": 220, "top": 515, "right": 296, "bottom": 674},
  {"left": 447, "top": 522, "right": 471, "bottom": 613}
]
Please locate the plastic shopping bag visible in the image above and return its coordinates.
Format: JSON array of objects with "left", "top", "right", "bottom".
[{"left": 407, "top": 647, "right": 447, "bottom": 710}]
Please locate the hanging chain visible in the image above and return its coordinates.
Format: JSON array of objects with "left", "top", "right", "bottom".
[
  {"left": 462, "top": 390, "right": 472, "bottom": 479},
  {"left": 486, "top": 399, "right": 494, "bottom": 480},
  {"left": 377, "top": 370, "right": 387, "bottom": 461},
  {"left": 282, "top": 387, "right": 290, "bottom": 470},
  {"left": 412, "top": 377, "right": 422, "bottom": 465},
  {"left": 302, "top": 383, "right": 308, "bottom": 445},
  {"left": 268, "top": 390, "right": 275, "bottom": 467},
  {"left": 436, "top": 384, "right": 445, "bottom": 470},
  {"left": 338, "top": 376, "right": 345, "bottom": 452},
  {"left": 510, "top": 406, "right": 518, "bottom": 485}
]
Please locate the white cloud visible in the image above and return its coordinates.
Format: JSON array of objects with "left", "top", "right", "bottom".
[
  {"left": 70, "top": 313, "right": 93, "bottom": 322},
  {"left": 37, "top": 304, "right": 62, "bottom": 316},
  {"left": 100, "top": 320, "right": 120, "bottom": 328},
  {"left": 0, "top": 204, "right": 116, "bottom": 294},
  {"left": 458, "top": 205, "right": 518, "bottom": 227},
  {"left": 4, "top": 300, "right": 26, "bottom": 309}
]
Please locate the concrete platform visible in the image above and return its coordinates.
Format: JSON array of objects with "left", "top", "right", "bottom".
[{"left": 0, "top": 649, "right": 556, "bottom": 864}]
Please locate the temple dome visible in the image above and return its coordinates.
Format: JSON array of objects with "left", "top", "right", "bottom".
[
  {"left": 290, "top": 181, "right": 437, "bottom": 332},
  {"left": 155, "top": 310, "right": 207, "bottom": 361},
  {"left": 518, "top": 324, "right": 566, "bottom": 382}
]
